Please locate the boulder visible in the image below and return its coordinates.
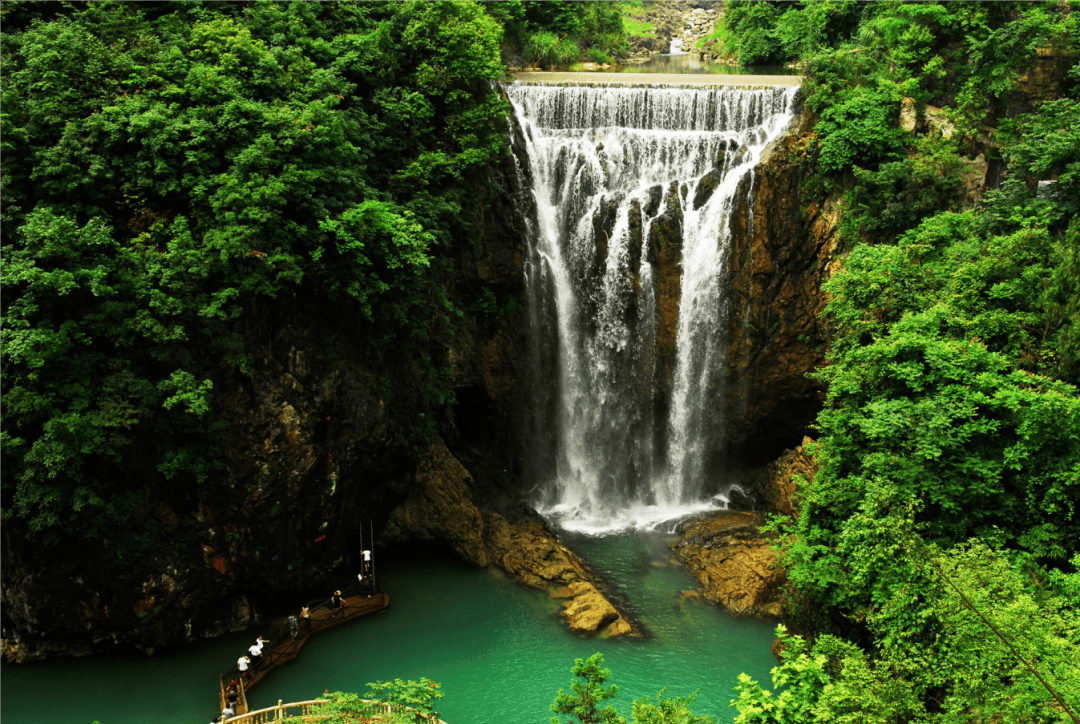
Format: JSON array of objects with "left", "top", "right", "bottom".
[
  {"left": 900, "top": 97, "right": 918, "bottom": 133},
  {"left": 670, "top": 511, "right": 783, "bottom": 619},
  {"left": 959, "top": 153, "right": 989, "bottom": 206},
  {"left": 760, "top": 437, "right": 817, "bottom": 519},
  {"left": 560, "top": 581, "right": 620, "bottom": 633}
]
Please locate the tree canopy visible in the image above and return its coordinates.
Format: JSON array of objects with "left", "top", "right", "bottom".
[{"left": 1, "top": 0, "right": 507, "bottom": 546}]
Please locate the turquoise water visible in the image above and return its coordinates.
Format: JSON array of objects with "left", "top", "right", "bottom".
[{"left": 0, "top": 533, "right": 777, "bottom": 724}]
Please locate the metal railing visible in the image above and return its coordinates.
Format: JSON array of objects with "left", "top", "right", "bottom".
[{"left": 223, "top": 697, "right": 447, "bottom": 724}]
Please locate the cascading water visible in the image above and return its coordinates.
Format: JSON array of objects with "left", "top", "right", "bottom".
[{"left": 508, "top": 82, "right": 800, "bottom": 534}]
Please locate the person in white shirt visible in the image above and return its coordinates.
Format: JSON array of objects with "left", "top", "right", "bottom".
[
  {"left": 237, "top": 654, "right": 250, "bottom": 673},
  {"left": 248, "top": 637, "right": 266, "bottom": 668}
]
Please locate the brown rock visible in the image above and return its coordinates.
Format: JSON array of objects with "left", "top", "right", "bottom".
[
  {"left": 386, "top": 441, "right": 641, "bottom": 638},
  {"left": 560, "top": 581, "right": 620, "bottom": 633},
  {"left": 724, "top": 131, "right": 838, "bottom": 453},
  {"left": 384, "top": 439, "right": 490, "bottom": 567},
  {"left": 670, "top": 511, "right": 784, "bottom": 620},
  {"left": 760, "top": 436, "right": 817, "bottom": 519},
  {"left": 900, "top": 96, "right": 918, "bottom": 133},
  {"left": 648, "top": 182, "right": 684, "bottom": 391},
  {"left": 959, "top": 153, "right": 989, "bottom": 207}
]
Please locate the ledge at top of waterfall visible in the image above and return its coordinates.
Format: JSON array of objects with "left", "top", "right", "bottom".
[
  {"left": 508, "top": 84, "right": 800, "bottom": 536},
  {"left": 509, "top": 72, "right": 803, "bottom": 88}
]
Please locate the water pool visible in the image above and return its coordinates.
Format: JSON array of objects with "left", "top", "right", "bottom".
[{"left": 0, "top": 532, "right": 777, "bottom": 724}]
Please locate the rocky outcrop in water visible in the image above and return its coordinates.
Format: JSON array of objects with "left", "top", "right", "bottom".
[
  {"left": 669, "top": 439, "right": 817, "bottom": 621},
  {"left": 385, "top": 439, "right": 640, "bottom": 638},
  {"left": 670, "top": 511, "right": 783, "bottom": 619}
]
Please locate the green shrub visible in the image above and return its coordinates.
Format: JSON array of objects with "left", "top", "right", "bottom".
[
  {"left": 844, "top": 134, "right": 965, "bottom": 243},
  {"left": 523, "top": 30, "right": 580, "bottom": 68},
  {"left": 813, "top": 86, "right": 906, "bottom": 174},
  {"left": 586, "top": 47, "right": 610, "bottom": 64}
]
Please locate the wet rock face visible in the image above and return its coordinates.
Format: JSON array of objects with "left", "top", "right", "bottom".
[
  {"left": 670, "top": 511, "right": 783, "bottom": 619},
  {"left": 725, "top": 131, "right": 839, "bottom": 462},
  {"left": 385, "top": 439, "right": 640, "bottom": 638},
  {"left": 648, "top": 182, "right": 685, "bottom": 391},
  {"left": 760, "top": 436, "right": 817, "bottom": 519}
]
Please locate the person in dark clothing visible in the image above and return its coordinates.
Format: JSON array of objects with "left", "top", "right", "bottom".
[
  {"left": 226, "top": 680, "right": 239, "bottom": 710},
  {"left": 331, "top": 590, "right": 345, "bottom": 617}
]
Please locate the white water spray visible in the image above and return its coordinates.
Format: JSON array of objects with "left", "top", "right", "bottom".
[{"left": 508, "top": 82, "right": 799, "bottom": 534}]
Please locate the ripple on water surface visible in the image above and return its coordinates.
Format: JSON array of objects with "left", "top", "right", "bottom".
[{"left": 0, "top": 534, "right": 777, "bottom": 724}]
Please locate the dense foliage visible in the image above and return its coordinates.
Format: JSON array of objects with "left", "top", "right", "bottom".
[
  {"left": 1, "top": 0, "right": 507, "bottom": 547},
  {"left": 486, "top": 0, "right": 628, "bottom": 68},
  {"left": 714, "top": 2, "right": 1080, "bottom": 722},
  {"left": 284, "top": 681, "right": 443, "bottom": 724},
  {"left": 551, "top": 653, "right": 719, "bottom": 724}
]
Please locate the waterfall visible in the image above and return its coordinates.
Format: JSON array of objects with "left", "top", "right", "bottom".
[{"left": 508, "top": 82, "right": 800, "bottom": 534}]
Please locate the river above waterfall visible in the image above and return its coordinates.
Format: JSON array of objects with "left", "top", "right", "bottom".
[{"left": 0, "top": 533, "right": 777, "bottom": 724}]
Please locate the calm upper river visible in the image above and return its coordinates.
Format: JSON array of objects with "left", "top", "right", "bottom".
[{"left": 1, "top": 531, "right": 777, "bottom": 723}]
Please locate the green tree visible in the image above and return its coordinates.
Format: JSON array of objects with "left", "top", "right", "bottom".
[
  {"left": 551, "top": 653, "right": 625, "bottom": 724},
  {"left": 1, "top": 0, "right": 510, "bottom": 559},
  {"left": 365, "top": 678, "right": 444, "bottom": 723},
  {"left": 631, "top": 690, "right": 718, "bottom": 724}
]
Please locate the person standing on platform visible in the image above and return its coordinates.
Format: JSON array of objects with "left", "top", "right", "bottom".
[
  {"left": 248, "top": 636, "right": 266, "bottom": 669},
  {"left": 362, "top": 550, "right": 373, "bottom": 596},
  {"left": 300, "top": 605, "right": 311, "bottom": 632},
  {"left": 226, "top": 680, "right": 240, "bottom": 710},
  {"left": 331, "top": 589, "right": 345, "bottom": 617},
  {"left": 237, "top": 654, "right": 250, "bottom": 676}
]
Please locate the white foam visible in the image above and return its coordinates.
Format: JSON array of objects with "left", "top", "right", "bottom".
[{"left": 539, "top": 499, "right": 726, "bottom": 536}]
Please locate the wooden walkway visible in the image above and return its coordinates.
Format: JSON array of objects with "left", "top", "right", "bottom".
[{"left": 219, "top": 591, "right": 390, "bottom": 718}]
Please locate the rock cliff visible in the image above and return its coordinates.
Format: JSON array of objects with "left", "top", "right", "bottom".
[{"left": 725, "top": 120, "right": 840, "bottom": 462}]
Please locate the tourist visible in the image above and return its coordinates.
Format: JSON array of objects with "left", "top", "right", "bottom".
[
  {"left": 362, "top": 550, "right": 373, "bottom": 595},
  {"left": 226, "top": 679, "right": 240, "bottom": 709},
  {"left": 288, "top": 614, "right": 299, "bottom": 640},
  {"left": 248, "top": 636, "right": 266, "bottom": 668},
  {"left": 237, "top": 654, "right": 250, "bottom": 674},
  {"left": 222, "top": 704, "right": 236, "bottom": 720},
  {"left": 331, "top": 589, "right": 345, "bottom": 616},
  {"left": 300, "top": 605, "right": 311, "bottom": 632}
]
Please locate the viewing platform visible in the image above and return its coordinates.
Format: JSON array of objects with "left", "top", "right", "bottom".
[
  {"left": 510, "top": 72, "right": 802, "bottom": 88},
  {"left": 219, "top": 590, "right": 390, "bottom": 718}
]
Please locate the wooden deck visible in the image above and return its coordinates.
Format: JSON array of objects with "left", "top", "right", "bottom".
[{"left": 219, "top": 592, "right": 390, "bottom": 718}]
